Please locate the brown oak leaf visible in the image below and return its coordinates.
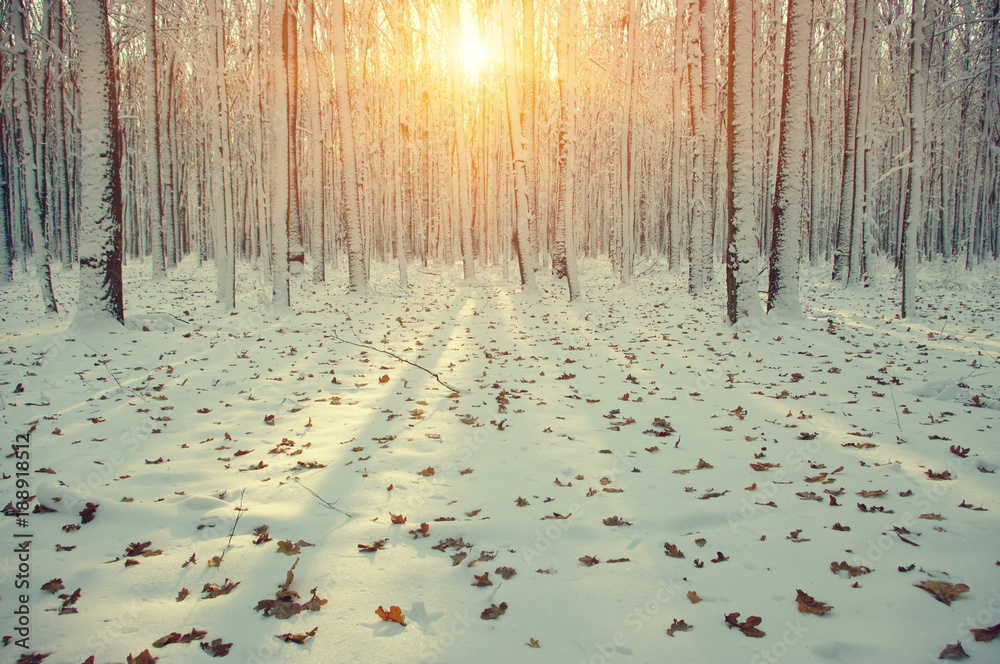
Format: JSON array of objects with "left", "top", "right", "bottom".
[
  {"left": 152, "top": 628, "right": 207, "bottom": 647},
  {"left": 970, "top": 622, "right": 1000, "bottom": 642},
  {"left": 915, "top": 580, "right": 970, "bottom": 606},
  {"left": 376, "top": 605, "right": 406, "bottom": 626},
  {"left": 725, "top": 612, "right": 765, "bottom": 638},
  {"left": 275, "top": 627, "right": 318, "bottom": 644},
  {"left": 795, "top": 589, "right": 833, "bottom": 615},
  {"left": 200, "top": 639, "right": 232, "bottom": 657},
  {"left": 358, "top": 539, "right": 388, "bottom": 552},
  {"left": 664, "top": 542, "right": 685, "bottom": 558},
  {"left": 481, "top": 602, "right": 508, "bottom": 620},
  {"left": 202, "top": 579, "right": 240, "bottom": 599},
  {"left": 667, "top": 618, "right": 693, "bottom": 637},
  {"left": 938, "top": 641, "right": 970, "bottom": 659}
]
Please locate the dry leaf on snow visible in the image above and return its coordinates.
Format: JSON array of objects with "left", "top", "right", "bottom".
[
  {"left": 201, "top": 639, "right": 232, "bottom": 657},
  {"left": 915, "top": 580, "right": 970, "bottom": 606},
  {"left": 376, "top": 605, "right": 406, "bottom": 626},
  {"left": 481, "top": 602, "right": 508, "bottom": 620},
  {"left": 275, "top": 627, "right": 318, "bottom": 644},
  {"left": 795, "top": 589, "right": 833, "bottom": 615},
  {"left": 152, "top": 628, "right": 207, "bottom": 647},
  {"left": 725, "top": 612, "right": 765, "bottom": 638},
  {"left": 667, "top": 618, "right": 693, "bottom": 636},
  {"left": 937, "top": 641, "right": 970, "bottom": 659},
  {"left": 970, "top": 622, "right": 1000, "bottom": 642}
]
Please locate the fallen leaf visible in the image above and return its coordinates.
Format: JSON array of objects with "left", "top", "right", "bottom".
[
  {"left": 724, "top": 612, "right": 765, "bottom": 637},
  {"left": 379, "top": 374, "right": 390, "bottom": 383},
  {"left": 481, "top": 602, "right": 508, "bottom": 620},
  {"left": 970, "top": 622, "right": 1000, "bottom": 642},
  {"left": 579, "top": 555, "right": 600, "bottom": 567},
  {"left": 390, "top": 512, "right": 407, "bottom": 524},
  {"left": 937, "top": 641, "right": 970, "bottom": 659},
  {"left": 275, "top": 627, "right": 318, "bottom": 644},
  {"left": 80, "top": 502, "right": 99, "bottom": 524},
  {"left": 200, "top": 639, "right": 232, "bottom": 657},
  {"left": 915, "top": 580, "right": 970, "bottom": 606},
  {"left": 664, "top": 542, "right": 685, "bottom": 558},
  {"left": 831, "top": 561, "right": 872, "bottom": 577},
  {"left": 376, "top": 605, "right": 406, "bottom": 626},
  {"left": 526, "top": 637, "right": 540, "bottom": 648},
  {"left": 358, "top": 539, "right": 389, "bottom": 552},
  {"left": 127, "top": 650, "right": 157, "bottom": 664},
  {"left": 603, "top": 516, "right": 631, "bottom": 526},
  {"left": 472, "top": 572, "right": 492, "bottom": 586},
  {"left": 795, "top": 589, "right": 833, "bottom": 615},
  {"left": 202, "top": 579, "right": 240, "bottom": 599},
  {"left": 495, "top": 566, "right": 517, "bottom": 579},
  {"left": 418, "top": 466, "right": 435, "bottom": 477},
  {"left": 687, "top": 591, "right": 702, "bottom": 604},
  {"left": 176, "top": 588, "right": 189, "bottom": 602},
  {"left": 152, "top": 628, "right": 208, "bottom": 647},
  {"left": 667, "top": 618, "right": 693, "bottom": 636},
  {"left": 41, "top": 579, "right": 64, "bottom": 594}
]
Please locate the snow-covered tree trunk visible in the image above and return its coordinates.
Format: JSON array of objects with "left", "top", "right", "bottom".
[
  {"left": 725, "top": 0, "right": 759, "bottom": 323},
  {"left": 832, "top": 0, "right": 869, "bottom": 287},
  {"left": 699, "top": 0, "right": 717, "bottom": 282},
  {"left": 208, "top": 0, "right": 235, "bottom": 309},
  {"left": 901, "top": 0, "right": 933, "bottom": 318},
  {"left": 332, "top": 0, "right": 367, "bottom": 294},
  {"left": 501, "top": 0, "right": 536, "bottom": 292},
  {"left": 767, "top": 0, "right": 812, "bottom": 314},
  {"left": 304, "top": 0, "right": 325, "bottom": 283},
  {"left": 522, "top": 0, "right": 539, "bottom": 265},
  {"left": 669, "top": 3, "right": 685, "bottom": 272},
  {"left": 75, "top": 0, "right": 124, "bottom": 325},
  {"left": 555, "top": 0, "right": 580, "bottom": 300},
  {"left": 286, "top": 0, "right": 303, "bottom": 268},
  {"left": 13, "top": 0, "right": 58, "bottom": 314},
  {"left": 618, "top": 0, "right": 640, "bottom": 288},
  {"left": 270, "top": 1, "right": 291, "bottom": 308},
  {"left": 688, "top": 0, "right": 708, "bottom": 294},
  {"left": 449, "top": 0, "right": 475, "bottom": 281},
  {"left": 145, "top": 0, "right": 166, "bottom": 280},
  {"left": 391, "top": 0, "right": 409, "bottom": 289}
]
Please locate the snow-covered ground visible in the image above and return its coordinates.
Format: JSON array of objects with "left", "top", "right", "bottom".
[{"left": 2, "top": 257, "right": 998, "bottom": 664}]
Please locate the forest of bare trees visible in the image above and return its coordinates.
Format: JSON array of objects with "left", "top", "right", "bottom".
[{"left": 1, "top": 0, "right": 997, "bottom": 321}]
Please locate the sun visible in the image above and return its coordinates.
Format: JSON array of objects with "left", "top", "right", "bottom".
[{"left": 460, "top": 32, "right": 488, "bottom": 82}]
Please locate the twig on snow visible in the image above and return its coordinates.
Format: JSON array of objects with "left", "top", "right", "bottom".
[
  {"left": 329, "top": 328, "right": 461, "bottom": 393},
  {"left": 293, "top": 478, "right": 354, "bottom": 517}
]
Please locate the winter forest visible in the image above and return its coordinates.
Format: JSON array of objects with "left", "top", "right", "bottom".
[
  {"left": 1, "top": 0, "right": 996, "bottom": 318},
  {"left": 2, "top": 0, "right": 1000, "bottom": 663}
]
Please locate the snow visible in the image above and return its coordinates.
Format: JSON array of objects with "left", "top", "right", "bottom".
[{"left": 2, "top": 258, "right": 999, "bottom": 663}]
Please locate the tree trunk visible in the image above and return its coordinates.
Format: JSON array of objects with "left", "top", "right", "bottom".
[
  {"left": 13, "top": 0, "right": 58, "bottom": 313},
  {"left": 555, "top": 0, "right": 580, "bottom": 300},
  {"left": 725, "top": 0, "right": 759, "bottom": 322},
  {"left": 332, "top": 0, "right": 367, "bottom": 294},
  {"left": 270, "top": 1, "right": 291, "bottom": 308},
  {"left": 767, "top": 0, "right": 811, "bottom": 314},
  {"left": 145, "top": 0, "right": 166, "bottom": 280},
  {"left": 501, "top": 0, "right": 537, "bottom": 291},
  {"left": 449, "top": 0, "right": 476, "bottom": 281},
  {"left": 75, "top": 0, "right": 124, "bottom": 325},
  {"left": 901, "top": 0, "right": 933, "bottom": 318}
]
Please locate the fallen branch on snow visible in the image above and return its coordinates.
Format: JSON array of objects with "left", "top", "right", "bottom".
[{"left": 329, "top": 329, "right": 461, "bottom": 393}]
